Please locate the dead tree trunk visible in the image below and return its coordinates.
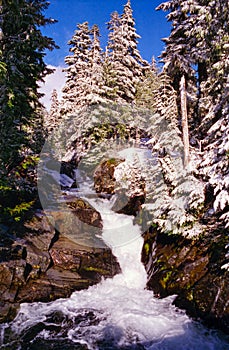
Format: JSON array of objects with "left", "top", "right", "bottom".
[{"left": 180, "top": 75, "right": 190, "bottom": 168}]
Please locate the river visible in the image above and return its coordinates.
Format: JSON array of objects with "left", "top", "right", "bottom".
[{"left": 0, "top": 151, "right": 228, "bottom": 350}]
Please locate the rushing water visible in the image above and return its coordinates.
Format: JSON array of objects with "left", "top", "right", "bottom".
[{"left": 1, "top": 152, "right": 228, "bottom": 350}]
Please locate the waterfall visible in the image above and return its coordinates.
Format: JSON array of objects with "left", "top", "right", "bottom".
[{"left": 0, "top": 157, "right": 228, "bottom": 349}]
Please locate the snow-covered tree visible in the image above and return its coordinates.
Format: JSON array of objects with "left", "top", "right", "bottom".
[
  {"left": 157, "top": 0, "right": 229, "bottom": 229},
  {"left": 121, "top": 0, "right": 149, "bottom": 80},
  {"left": 101, "top": 47, "right": 119, "bottom": 101},
  {"left": 86, "top": 25, "right": 105, "bottom": 105},
  {"left": 156, "top": 1, "right": 196, "bottom": 89},
  {"left": 106, "top": 10, "right": 127, "bottom": 103},
  {"left": 61, "top": 22, "right": 92, "bottom": 115},
  {"left": 135, "top": 59, "right": 160, "bottom": 109},
  {"left": 44, "top": 89, "right": 60, "bottom": 135},
  {"left": 157, "top": 0, "right": 228, "bottom": 130},
  {"left": 106, "top": 1, "right": 149, "bottom": 103},
  {"left": 0, "top": 0, "right": 57, "bottom": 173}
]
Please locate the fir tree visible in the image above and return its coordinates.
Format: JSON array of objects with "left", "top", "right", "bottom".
[
  {"left": 106, "top": 10, "right": 126, "bottom": 103},
  {"left": 45, "top": 89, "right": 60, "bottom": 135},
  {"left": 102, "top": 47, "right": 119, "bottom": 101},
  {"left": 157, "top": 0, "right": 228, "bottom": 129},
  {"left": 156, "top": 1, "right": 197, "bottom": 156},
  {"left": 0, "top": 0, "right": 57, "bottom": 173},
  {"left": 86, "top": 25, "right": 105, "bottom": 105},
  {"left": 107, "top": 1, "right": 149, "bottom": 103},
  {"left": 135, "top": 59, "right": 160, "bottom": 109},
  {"left": 61, "top": 22, "right": 92, "bottom": 114},
  {"left": 157, "top": 0, "right": 229, "bottom": 226}
]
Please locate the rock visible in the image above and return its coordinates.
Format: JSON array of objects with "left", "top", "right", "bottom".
[
  {"left": 0, "top": 259, "right": 26, "bottom": 321},
  {"left": 93, "top": 157, "right": 146, "bottom": 216},
  {"left": 0, "top": 203, "right": 120, "bottom": 324},
  {"left": 50, "top": 235, "right": 120, "bottom": 280},
  {"left": 47, "top": 201, "right": 104, "bottom": 249},
  {"left": 16, "top": 268, "right": 89, "bottom": 303},
  {"left": 64, "top": 197, "right": 103, "bottom": 228},
  {"left": 16, "top": 234, "right": 120, "bottom": 304},
  {"left": 24, "top": 242, "right": 51, "bottom": 277},
  {"left": 142, "top": 226, "right": 229, "bottom": 334},
  {"left": 60, "top": 161, "right": 76, "bottom": 179},
  {"left": 94, "top": 158, "right": 124, "bottom": 194},
  {"left": 0, "top": 260, "right": 26, "bottom": 302},
  {"left": 112, "top": 189, "right": 145, "bottom": 216},
  {"left": 24, "top": 211, "right": 55, "bottom": 236},
  {"left": 0, "top": 302, "right": 19, "bottom": 324}
]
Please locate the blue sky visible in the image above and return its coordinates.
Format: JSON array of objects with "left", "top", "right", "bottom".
[{"left": 42, "top": 0, "right": 171, "bottom": 66}]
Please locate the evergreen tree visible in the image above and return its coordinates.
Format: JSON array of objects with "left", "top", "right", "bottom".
[
  {"left": 157, "top": 0, "right": 228, "bottom": 129},
  {"left": 156, "top": 0, "right": 197, "bottom": 137},
  {"left": 87, "top": 25, "right": 105, "bottom": 104},
  {"left": 191, "top": 0, "right": 229, "bottom": 129},
  {"left": 101, "top": 47, "right": 119, "bottom": 101},
  {"left": 106, "top": 10, "right": 126, "bottom": 103},
  {"left": 157, "top": 0, "right": 229, "bottom": 225},
  {"left": 61, "top": 22, "right": 92, "bottom": 114},
  {"left": 121, "top": 0, "right": 149, "bottom": 78},
  {"left": 135, "top": 59, "right": 160, "bottom": 109},
  {"left": 45, "top": 89, "right": 60, "bottom": 135},
  {"left": 107, "top": 1, "right": 148, "bottom": 103},
  {"left": 0, "top": 0, "right": 57, "bottom": 173}
]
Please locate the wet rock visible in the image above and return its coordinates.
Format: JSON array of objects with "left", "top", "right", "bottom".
[
  {"left": 24, "top": 242, "right": 51, "bottom": 278},
  {"left": 94, "top": 158, "right": 124, "bottom": 194},
  {"left": 0, "top": 301, "right": 19, "bottom": 324},
  {"left": 23, "top": 212, "right": 55, "bottom": 246},
  {"left": 50, "top": 236, "right": 81, "bottom": 271},
  {"left": 60, "top": 160, "right": 75, "bottom": 179},
  {"left": 142, "top": 226, "right": 229, "bottom": 333},
  {"left": 48, "top": 205, "right": 104, "bottom": 249},
  {"left": 112, "top": 190, "right": 145, "bottom": 216},
  {"left": 0, "top": 203, "right": 120, "bottom": 324},
  {"left": 93, "top": 157, "right": 146, "bottom": 216},
  {"left": 16, "top": 268, "right": 89, "bottom": 303},
  {"left": 0, "top": 260, "right": 26, "bottom": 302},
  {"left": 65, "top": 197, "right": 103, "bottom": 228},
  {"left": 50, "top": 235, "right": 120, "bottom": 280},
  {"left": 0, "top": 259, "right": 26, "bottom": 321},
  {"left": 27, "top": 338, "right": 88, "bottom": 350}
]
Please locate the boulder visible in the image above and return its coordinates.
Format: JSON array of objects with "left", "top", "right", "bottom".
[
  {"left": 47, "top": 197, "right": 104, "bottom": 249},
  {"left": 93, "top": 158, "right": 146, "bottom": 216},
  {"left": 94, "top": 158, "right": 124, "bottom": 195},
  {"left": 111, "top": 189, "right": 145, "bottom": 216}
]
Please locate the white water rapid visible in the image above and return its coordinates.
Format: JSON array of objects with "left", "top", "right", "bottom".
[{"left": 0, "top": 151, "right": 228, "bottom": 349}]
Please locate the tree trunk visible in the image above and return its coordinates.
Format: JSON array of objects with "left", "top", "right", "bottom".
[{"left": 180, "top": 75, "right": 190, "bottom": 168}]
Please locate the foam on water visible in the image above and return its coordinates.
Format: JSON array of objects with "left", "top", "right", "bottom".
[
  {"left": 5, "top": 272, "right": 228, "bottom": 349},
  {"left": 1, "top": 151, "right": 228, "bottom": 349}
]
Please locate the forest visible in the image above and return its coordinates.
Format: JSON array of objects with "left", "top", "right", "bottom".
[
  {"left": 0, "top": 0, "right": 228, "bottom": 336},
  {"left": 0, "top": 0, "right": 228, "bottom": 240}
]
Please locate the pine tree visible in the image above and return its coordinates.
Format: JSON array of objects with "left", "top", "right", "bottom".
[
  {"left": 157, "top": 0, "right": 228, "bottom": 130},
  {"left": 0, "top": 0, "right": 57, "bottom": 173},
  {"left": 121, "top": 0, "right": 149, "bottom": 78},
  {"left": 102, "top": 47, "right": 119, "bottom": 101},
  {"left": 191, "top": 0, "right": 229, "bottom": 130}
]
